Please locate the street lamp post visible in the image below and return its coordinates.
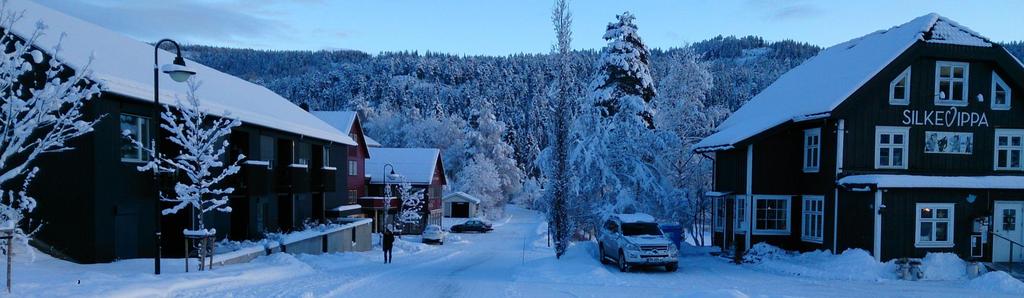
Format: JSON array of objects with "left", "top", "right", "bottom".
[
  {"left": 152, "top": 39, "right": 196, "bottom": 275},
  {"left": 382, "top": 163, "right": 396, "bottom": 232}
]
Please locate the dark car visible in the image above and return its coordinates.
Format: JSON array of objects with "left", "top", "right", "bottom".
[{"left": 450, "top": 219, "right": 493, "bottom": 233}]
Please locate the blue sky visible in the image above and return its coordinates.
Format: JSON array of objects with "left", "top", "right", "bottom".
[{"left": 36, "top": 0, "right": 1024, "bottom": 55}]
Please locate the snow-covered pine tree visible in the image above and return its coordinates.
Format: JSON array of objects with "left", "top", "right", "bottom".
[
  {"left": 546, "top": 0, "right": 575, "bottom": 258},
  {"left": 0, "top": 12, "right": 101, "bottom": 253},
  {"left": 569, "top": 11, "right": 662, "bottom": 229},
  {"left": 127, "top": 80, "right": 244, "bottom": 239}
]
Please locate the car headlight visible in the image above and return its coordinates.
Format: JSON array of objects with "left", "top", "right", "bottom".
[{"left": 625, "top": 243, "right": 639, "bottom": 251}]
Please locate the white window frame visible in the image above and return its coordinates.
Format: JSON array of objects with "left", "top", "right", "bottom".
[
  {"left": 120, "top": 113, "right": 152, "bottom": 163},
  {"left": 994, "top": 129, "right": 1024, "bottom": 171},
  {"left": 992, "top": 71, "right": 1011, "bottom": 110},
  {"left": 323, "top": 147, "right": 331, "bottom": 167},
  {"left": 915, "top": 203, "right": 955, "bottom": 248},
  {"left": 713, "top": 197, "right": 726, "bottom": 232},
  {"left": 734, "top": 195, "right": 747, "bottom": 233},
  {"left": 874, "top": 126, "right": 910, "bottom": 170},
  {"left": 348, "top": 160, "right": 358, "bottom": 176},
  {"left": 934, "top": 61, "right": 969, "bottom": 106},
  {"left": 889, "top": 66, "right": 911, "bottom": 105},
  {"left": 803, "top": 128, "right": 821, "bottom": 173},
  {"left": 801, "top": 195, "right": 824, "bottom": 243},
  {"left": 752, "top": 195, "right": 791, "bottom": 235}
]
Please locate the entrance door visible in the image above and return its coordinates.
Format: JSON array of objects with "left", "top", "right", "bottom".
[
  {"left": 994, "top": 201, "right": 1024, "bottom": 262},
  {"left": 451, "top": 202, "right": 470, "bottom": 218}
]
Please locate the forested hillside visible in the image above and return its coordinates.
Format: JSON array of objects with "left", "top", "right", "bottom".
[{"left": 182, "top": 37, "right": 1024, "bottom": 220}]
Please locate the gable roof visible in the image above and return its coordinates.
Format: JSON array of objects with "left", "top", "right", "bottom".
[
  {"left": 695, "top": 13, "right": 993, "bottom": 151},
  {"left": 311, "top": 111, "right": 358, "bottom": 135},
  {"left": 11, "top": 0, "right": 355, "bottom": 146},
  {"left": 443, "top": 192, "right": 481, "bottom": 204},
  {"left": 365, "top": 148, "right": 444, "bottom": 185},
  {"left": 364, "top": 135, "right": 382, "bottom": 147}
]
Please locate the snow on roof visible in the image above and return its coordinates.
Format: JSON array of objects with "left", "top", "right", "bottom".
[
  {"left": 612, "top": 213, "right": 656, "bottom": 223},
  {"left": 695, "top": 13, "right": 992, "bottom": 151},
  {"left": 365, "top": 148, "right": 442, "bottom": 185},
  {"left": 838, "top": 175, "right": 1024, "bottom": 189},
  {"left": 311, "top": 111, "right": 357, "bottom": 135},
  {"left": 364, "top": 135, "right": 382, "bottom": 147},
  {"left": 10, "top": 0, "right": 354, "bottom": 146},
  {"left": 443, "top": 192, "right": 481, "bottom": 204}
]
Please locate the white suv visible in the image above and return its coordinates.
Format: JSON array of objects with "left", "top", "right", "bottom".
[{"left": 597, "top": 213, "right": 678, "bottom": 272}]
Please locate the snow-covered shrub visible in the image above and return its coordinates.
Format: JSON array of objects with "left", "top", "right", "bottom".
[
  {"left": 920, "top": 252, "right": 967, "bottom": 280},
  {"left": 0, "top": 8, "right": 100, "bottom": 254},
  {"left": 742, "top": 243, "right": 789, "bottom": 263},
  {"left": 968, "top": 271, "right": 1024, "bottom": 295}
]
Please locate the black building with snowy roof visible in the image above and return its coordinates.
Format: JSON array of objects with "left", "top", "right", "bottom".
[
  {"left": 695, "top": 13, "right": 1024, "bottom": 265},
  {"left": 7, "top": 0, "right": 359, "bottom": 263}
]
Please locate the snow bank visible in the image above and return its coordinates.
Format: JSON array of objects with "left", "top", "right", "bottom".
[
  {"left": 746, "top": 244, "right": 896, "bottom": 281},
  {"left": 968, "top": 271, "right": 1024, "bottom": 295},
  {"left": 742, "top": 242, "right": 789, "bottom": 263},
  {"left": 920, "top": 253, "right": 967, "bottom": 281}
]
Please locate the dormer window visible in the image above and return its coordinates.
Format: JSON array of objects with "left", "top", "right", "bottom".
[
  {"left": 889, "top": 67, "right": 911, "bottom": 105},
  {"left": 992, "top": 71, "right": 1011, "bottom": 110},
  {"left": 934, "top": 61, "right": 969, "bottom": 106}
]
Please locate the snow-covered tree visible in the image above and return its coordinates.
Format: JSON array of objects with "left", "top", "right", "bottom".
[
  {"left": 545, "top": 0, "right": 575, "bottom": 258},
  {"left": 651, "top": 47, "right": 728, "bottom": 245},
  {"left": 569, "top": 11, "right": 662, "bottom": 229},
  {"left": 126, "top": 80, "right": 243, "bottom": 237},
  {"left": 396, "top": 180, "right": 425, "bottom": 225},
  {"left": 0, "top": 13, "right": 100, "bottom": 252},
  {"left": 459, "top": 106, "right": 521, "bottom": 218}
]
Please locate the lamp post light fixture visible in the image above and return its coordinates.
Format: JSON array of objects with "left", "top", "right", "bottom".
[{"left": 152, "top": 38, "right": 196, "bottom": 275}]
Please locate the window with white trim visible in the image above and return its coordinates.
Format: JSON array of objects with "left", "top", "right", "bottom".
[
  {"left": 120, "top": 113, "right": 152, "bottom": 162},
  {"left": 890, "top": 66, "right": 911, "bottom": 105},
  {"left": 803, "top": 128, "right": 821, "bottom": 173},
  {"left": 875, "top": 126, "right": 909, "bottom": 169},
  {"left": 322, "top": 147, "right": 331, "bottom": 167},
  {"left": 348, "top": 160, "right": 358, "bottom": 176},
  {"left": 915, "top": 203, "right": 954, "bottom": 248},
  {"left": 995, "top": 129, "right": 1024, "bottom": 171},
  {"left": 934, "top": 61, "right": 969, "bottom": 106},
  {"left": 992, "top": 72, "right": 1011, "bottom": 110},
  {"left": 753, "top": 195, "right": 790, "bottom": 235},
  {"left": 734, "top": 196, "right": 747, "bottom": 232},
  {"left": 714, "top": 197, "right": 726, "bottom": 232},
  {"left": 801, "top": 196, "right": 824, "bottom": 243}
]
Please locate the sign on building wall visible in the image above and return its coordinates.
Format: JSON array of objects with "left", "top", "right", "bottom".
[
  {"left": 924, "top": 131, "right": 973, "bottom": 154},
  {"left": 902, "top": 107, "right": 989, "bottom": 128}
]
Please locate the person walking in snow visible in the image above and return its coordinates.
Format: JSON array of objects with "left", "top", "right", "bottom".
[{"left": 383, "top": 227, "right": 395, "bottom": 264}]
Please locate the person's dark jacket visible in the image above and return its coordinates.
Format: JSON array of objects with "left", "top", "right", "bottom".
[{"left": 383, "top": 231, "right": 395, "bottom": 250}]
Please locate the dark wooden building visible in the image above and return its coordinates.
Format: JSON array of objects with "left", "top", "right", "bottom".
[
  {"left": 313, "top": 111, "right": 375, "bottom": 218},
  {"left": 363, "top": 148, "right": 447, "bottom": 234},
  {"left": 14, "top": 0, "right": 358, "bottom": 263},
  {"left": 695, "top": 14, "right": 1024, "bottom": 264}
]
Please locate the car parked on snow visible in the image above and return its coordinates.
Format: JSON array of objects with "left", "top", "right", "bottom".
[
  {"left": 597, "top": 213, "right": 679, "bottom": 272},
  {"left": 421, "top": 224, "right": 446, "bottom": 244},
  {"left": 450, "top": 219, "right": 493, "bottom": 233}
]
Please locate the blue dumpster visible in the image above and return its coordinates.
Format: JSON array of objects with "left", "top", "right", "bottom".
[{"left": 659, "top": 223, "right": 683, "bottom": 248}]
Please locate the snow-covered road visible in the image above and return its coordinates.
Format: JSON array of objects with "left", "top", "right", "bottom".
[{"left": 13, "top": 206, "right": 1024, "bottom": 297}]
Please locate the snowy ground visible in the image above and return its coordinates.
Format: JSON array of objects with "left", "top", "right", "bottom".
[{"left": 10, "top": 206, "right": 1024, "bottom": 297}]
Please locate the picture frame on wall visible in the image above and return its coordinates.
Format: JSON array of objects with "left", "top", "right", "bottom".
[{"left": 924, "top": 131, "right": 973, "bottom": 154}]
